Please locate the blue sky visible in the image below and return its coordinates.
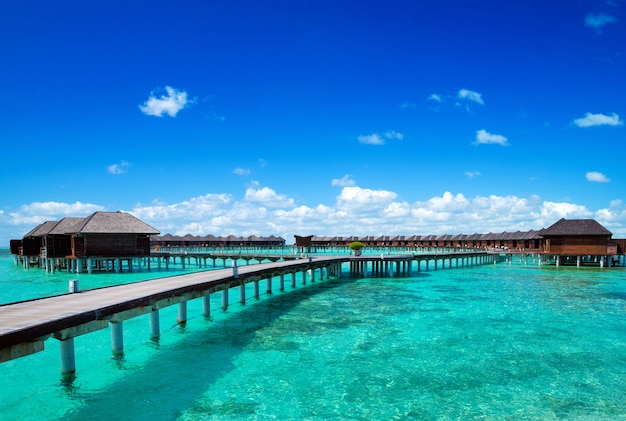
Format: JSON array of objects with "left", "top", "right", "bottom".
[{"left": 1, "top": 0, "right": 625, "bottom": 245}]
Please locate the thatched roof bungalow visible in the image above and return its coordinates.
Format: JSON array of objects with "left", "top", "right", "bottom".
[
  {"left": 542, "top": 218, "right": 614, "bottom": 256},
  {"left": 68, "top": 211, "right": 159, "bottom": 258}
]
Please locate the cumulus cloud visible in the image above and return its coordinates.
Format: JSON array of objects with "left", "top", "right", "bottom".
[
  {"left": 139, "top": 86, "right": 191, "bottom": 117},
  {"left": 244, "top": 186, "right": 295, "bottom": 208},
  {"left": 336, "top": 186, "right": 398, "bottom": 216},
  {"left": 474, "top": 129, "right": 509, "bottom": 146},
  {"left": 108, "top": 160, "right": 130, "bottom": 175},
  {"left": 573, "top": 112, "right": 623, "bottom": 127},
  {"left": 331, "top": 175, "right": 356, "bottom": 187},
  {"left": 465, "top": 170, "right": 481, "bottom": 179},
  {"left": 585, "top": 12, "right": 617, "bottom": 29},
  {"left": 5, "top": 185, "right": 626, "bottom": 245},
  {"left": 586, "top": 171, "right": 610, "bottom": 182},
  {"left": 357, "top": 131, "right": 404, "bottom": 145},
  {"left": 458, "top": 89, "right": 484, "bottom": 105},
  {"left": 7, "top": 201, "right": 105, "bottom": 226}
]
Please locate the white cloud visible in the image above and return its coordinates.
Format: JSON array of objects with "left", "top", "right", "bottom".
[
  {"left": 139, "top": 86, "right": 191, "bottom": 117},
  {"left": 458, "top": 89, "right": 484, "bottom": 105},
  {"left": 427, "top": 93, "right": 443, "bottom": 102},
  {"left": 573, "top": 112, "right": 623, "bottom": 127},
  {"left": 108, "top": 161, "right": 130, "bottom": 175},
  {"left": 540, "top": 201, "right": 592, "bottom": 221},
  {"left": 337, "top": 186, "right": 397, "bottom": 206},
  {"left": 233, "top": 167, "right": 251, "bottom": 176},
  {"left": 131, "top": 193, "right": 233, "bottom": 222},
  {"left": 357, "top": 133, "right": 385, "bottom": 145},
  {"left": 5, "top": 186, "right": 626, "bottom": 245},
  {"left": 474, "top": 129, "right": 509, "bottom": 146},
  {"left": 384, "top": 131, "right": 404, "bottom": 140},
  {"left": 585, "top": 13, "right": 617, "bottom": 29},
  {"left": 331, "top": 175, "right": 356, "bottom": 187},
  {"left": 465, "top": 170, "right": 481, "bottom": 179},
  {"left": 244, "top": 186, "right": 295, "bottom": 208},
  {"left": 586, "top": 171, "right": 610, "bottom": 182},
  {"left": 357, "top": 131, "right": 404, "bottom": 145},
  {"left": 7, "top": 201, "right": 105, "bottom": 226},
  {"left": 335, "top": 186, "right": 399, "bottom": 221}
]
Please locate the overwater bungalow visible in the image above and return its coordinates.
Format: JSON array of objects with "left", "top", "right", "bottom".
[
  {"left": 540, "top": 218, "right": 621, "bottom": 266},
  {"left": 11, "top": 211, "right": 159, "bottom": 272}
]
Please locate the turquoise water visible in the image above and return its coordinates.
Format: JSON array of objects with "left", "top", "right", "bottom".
[{"left": 1, "top": 249, "right": 626, "bottom": 420}]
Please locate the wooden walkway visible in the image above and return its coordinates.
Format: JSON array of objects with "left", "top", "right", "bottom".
[
  {"left": 0, "top": 256, "right": 345, "bottom": 364},
  {"left": 0, "top": 251, "right": 494, "bottom": 375}
]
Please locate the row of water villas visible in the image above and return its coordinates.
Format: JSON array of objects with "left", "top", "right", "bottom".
[
  {"left": 151, "top": 233, "right": 286, "bottom": 249},
  {"left": 305, "top": 230, "right": 543, "bottom": 251},
  {"left": 10, "top": 214, "right": 626, "bottom": 271}
]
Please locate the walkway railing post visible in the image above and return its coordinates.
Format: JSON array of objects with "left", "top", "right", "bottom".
[{"left": 232, "top": 260, "right": 239, "bottom": 279}]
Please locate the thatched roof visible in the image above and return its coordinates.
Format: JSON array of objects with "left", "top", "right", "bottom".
[
  {"left": 23, "top": 221, "right": 58, "bottom": 238},
  {"left": 542, "top": 218, "right": 612, "bottom": 236},
  {"left": 48, "top": 217, "right": 84, "bottom": 235},
  {"left": 71, "top": 211, "right": 160, "bottom": 235}
]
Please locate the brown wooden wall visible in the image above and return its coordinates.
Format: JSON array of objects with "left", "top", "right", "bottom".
[
  {"left": 22, "top": 238, "right": 42, "bottom": 256},
  {"left": 10, "top": 240, "right": 22, "bottom": 255},
  {"left": 46, "top": 236, "right": 73, "bottom": 258},
  {"left": 77, "top": 234, "right": 151, "bottom": 257},
  {"left": 545, "top": 236, "right": 610, "bottom": 255}
]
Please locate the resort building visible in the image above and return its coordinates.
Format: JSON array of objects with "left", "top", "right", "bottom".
[
  {"left": 299, "top": 219, "right": 624, "bottom": 267},
  {"left": 10, "top": 217, "right": 625, "bottom": 269},
  {"left": 11, "top": 211, "right": 159, "bottom": 272},
  {"left": 540, "top": 218, "right": 624, "bottom": 266},
  {"left": 150, "top": 234, "right": 286, "bottom": 248}
]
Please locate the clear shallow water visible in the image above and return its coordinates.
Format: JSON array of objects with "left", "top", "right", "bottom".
[{"left": 1, "top": 249, "right": 626, "bottom": 420}]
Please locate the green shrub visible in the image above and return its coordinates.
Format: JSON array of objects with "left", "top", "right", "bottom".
[{"left": 349, "top": 241, "right": 364, "bottom": 250}]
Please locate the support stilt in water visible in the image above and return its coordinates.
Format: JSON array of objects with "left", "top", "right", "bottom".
[
  {"left": 177, "top": 301, "right": 187, "bottom": 323},
  {"left": 59, "top": 338, "right": 76, "bottom": 375},
  {"left": 110, "top": 321, "right": 124, "bottom": 355},
  {"left": 150, "top": 310, "right": 160, "bottom": 338}
]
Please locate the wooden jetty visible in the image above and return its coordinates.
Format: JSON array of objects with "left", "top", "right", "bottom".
[{"left": 0, "top": 251, "right": 494, "bottom": 377}]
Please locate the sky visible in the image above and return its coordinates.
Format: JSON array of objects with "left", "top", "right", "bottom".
[{"left": 1, "top": 0, "right": 625, "bottom": 246}]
